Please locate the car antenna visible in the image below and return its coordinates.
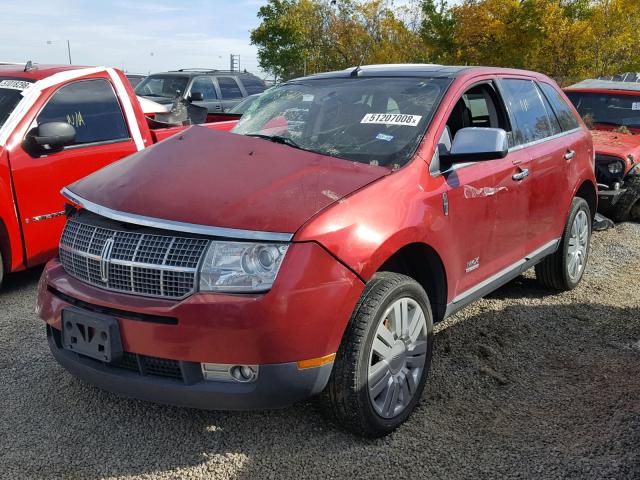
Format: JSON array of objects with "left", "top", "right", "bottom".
[
  {"left": 24, "top": 60, "right": 36, "bottom": 72},
  {"left": 351, "top": 37, "right": 373, "bottom": 77}
]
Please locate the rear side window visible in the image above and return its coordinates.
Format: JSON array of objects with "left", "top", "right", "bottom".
[
  {"left": 36, "top": 79, "right": 129, "bottom": 145},
  {"left": 239, "top": 76, "right": 266, "bottom": 95},
  {"left": 501, "top": 79, "right": 558, "bottom": 145},
  {"left": 536, "top": 84, "right": 562, "bottom": 136},
  {"left": 217, "top": 77, "right": 243, "bottom": 99},
  {"left": 538, "top": 82, "right": 580, "bottom": 131},
  {"left": 190, "top": 76, "right": 217, "bottom": 100}
]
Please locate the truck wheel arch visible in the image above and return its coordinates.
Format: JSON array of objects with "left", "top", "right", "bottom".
[{"left": 376, "top": 242, "right": 448, "bottom": 323}]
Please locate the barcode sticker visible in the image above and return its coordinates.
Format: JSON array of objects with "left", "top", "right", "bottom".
[
  {"left": 0, "top": 79, "right": 32, "bottom": 91},
  {"left": 361, "top": 113, "right": 422, "bottom": 126}
]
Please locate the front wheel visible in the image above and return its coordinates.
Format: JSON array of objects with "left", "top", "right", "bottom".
[
  {"left": 323, "top": 272, "right": 434, "bottom": 437},
  {"left": 536, "top": 197, "right": 591, "bottom": 290},
  {"left": 0, "top": 252, "right": 4, "bottom": 289}
]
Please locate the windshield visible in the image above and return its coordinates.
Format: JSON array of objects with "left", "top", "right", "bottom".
[
  {"left": 0, "top": 78, "right": 33, "bottom": 129},
  {"left": 229, "top": 95, "right": 260, "bottom": 114},
  {"left": 232, "top": 77, "right": 450, "bottom": 166},
  {"left": 135, "top": 75, "right": 189, "bottom": 99},
  {"left": 566, "top": 91, "right": 640, "bottom": 128}
]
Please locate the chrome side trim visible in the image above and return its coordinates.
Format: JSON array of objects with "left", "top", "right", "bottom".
[
  {"left": 62, "top": 188, "right": 294, "bottom": 242},
  {"left": 445, "top": 238, "right": 560, "bottom": 318}
]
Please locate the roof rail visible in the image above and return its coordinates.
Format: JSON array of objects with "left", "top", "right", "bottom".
[{"left": 169, "top": 68, "right": 253, "bottom": 74}]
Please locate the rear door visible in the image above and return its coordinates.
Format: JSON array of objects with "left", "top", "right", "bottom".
[
  {"left": 188, "top": 76, "right": 223, "bottom": 113},
  {"left": 215, "top": 76, "right": 245, "bottom": 112},
  {"left": 499, "top": 78, "right": 577, "bottom": 253},
  {"left": 8, "top": 76, "right": 138, "bottom": 266}
]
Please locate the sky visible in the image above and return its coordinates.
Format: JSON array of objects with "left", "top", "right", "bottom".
[
  {"left": 0, "top": 0, "right": 463, "bottom": 79},
  {"left": 0, "top": 0, "right": 270, "bottom": 77}
]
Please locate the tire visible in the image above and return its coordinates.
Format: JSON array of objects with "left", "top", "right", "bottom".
[
  {"left": 0, "top": 251, "right": 4, "bottom": 289},
  {"left": 323, "top": 272, "right": 434, "bottom": 437},
  {"left": 535, "top": 197, "right": 591, "bottom": 291},
  {"left": 610, "top": 176, "right": 640, "bottom": 223}
]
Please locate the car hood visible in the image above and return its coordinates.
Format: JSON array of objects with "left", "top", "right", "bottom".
[
  {"left": 591, "top": 129, "right": 640, "bottom": 159},
  {"left": 66, "top": 126, "right": 389, "bottom": 235}
]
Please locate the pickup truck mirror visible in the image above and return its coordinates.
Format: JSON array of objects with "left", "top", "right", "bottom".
[
  {"left": 188, "top": 91, "right": 204, "bottom": 102},
  {"left": 441, "top": 127, "right": 508, "bottom": 163},
  {"left": 24, "top": 122, "right": 76, "bottom": 155}
]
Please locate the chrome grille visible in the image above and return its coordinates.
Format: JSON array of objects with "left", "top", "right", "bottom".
[{"left": 59, "top": 217, "right": 209, "bottom": 299}]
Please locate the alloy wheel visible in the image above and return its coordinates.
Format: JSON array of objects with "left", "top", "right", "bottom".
[
  {"left": 367, "top": 297, "right": 428, "bottom": 419},
  {"left": 567, "top": 209, "right": 589, "bottom": 281}
]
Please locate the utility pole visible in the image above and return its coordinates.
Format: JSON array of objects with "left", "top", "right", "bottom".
[{"left": 230, "top": 54, "right": 240, "bottom": 72}]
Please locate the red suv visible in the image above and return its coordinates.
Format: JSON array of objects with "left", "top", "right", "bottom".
[{"left": 37, "top": 65, "right": 596, "bottom": 437}]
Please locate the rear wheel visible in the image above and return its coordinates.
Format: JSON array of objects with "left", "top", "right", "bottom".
[
  {"left": 536, "top": 197, "right": 591, "bottom": 290},
  {"left": 323, "top": 272, "right": 434, "bottom": 437},
  {"left": 610, "top": 176, "right": 640, "bottom": 223}
]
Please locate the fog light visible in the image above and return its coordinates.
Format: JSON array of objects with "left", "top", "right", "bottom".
[{"left": 201, "top": 363, "right": 258, "bottom": 383}]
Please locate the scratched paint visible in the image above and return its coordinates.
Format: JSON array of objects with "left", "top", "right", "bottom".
[{"left": 463, "top": 184, "right": 508, "bottom": 199}]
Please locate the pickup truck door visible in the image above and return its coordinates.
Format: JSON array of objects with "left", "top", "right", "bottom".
[
  {"left": 188, "top": 76, "right": 223, "bottom": 113},
  {"left": 8, "top": 77, "right": 138, "bottom": 267}
]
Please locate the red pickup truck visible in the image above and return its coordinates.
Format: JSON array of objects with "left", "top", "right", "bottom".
[
  {"left": 0, "top": 63, "right": 238, "bottom": 287},
  {"left": 38, "top": 64, "right": 596, "bottom": 437}
]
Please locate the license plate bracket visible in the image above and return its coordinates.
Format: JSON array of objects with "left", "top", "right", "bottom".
[{"left": 61, "top": 309, "right": 123, "bottom": 363}]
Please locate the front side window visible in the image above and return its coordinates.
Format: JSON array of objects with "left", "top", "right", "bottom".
[
  {"left": 0, "top": 78, "right": 33, "bottom": 128},
  {"left": 190, "top": 76, "right": 217, "bottom": 100},
  {"left": 217, "top": 77, "right": 243, "bottom": 99},
  {"left": 233, "top": 77, "right": 449, "bottom": 166},
  {"left": 565, "top": 90, "right": 640, "bottom": 129},
  {"left": 37, "top": 79, "right": 129, "bottom": 145},
  {"left": 135, "top": 75, "right": 189, "bottom": 99},
  {"left": 501, "top": 79, "right": 556, "bottom": 145},
  {"left": 539, "top": 82, "right": 580, "bottom": 131}
]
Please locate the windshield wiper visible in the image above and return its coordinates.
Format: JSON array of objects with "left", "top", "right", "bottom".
[{"left": 245, "top": 133, "right": 303, "bottom": 150}]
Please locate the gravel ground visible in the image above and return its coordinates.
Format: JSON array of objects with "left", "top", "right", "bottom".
[{"left": 1, "top": 223, "right": 639, "bottom": 480}]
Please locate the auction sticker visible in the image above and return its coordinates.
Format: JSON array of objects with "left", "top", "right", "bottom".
[
  {"left": 632, "top": 102, "right": 640, "bottom": 111},
  {"left": 0, "top": 80, "right": 32, "bottom": 91},
  {"left": 361, "top": 113, "right": 422, "bottom": 126}
]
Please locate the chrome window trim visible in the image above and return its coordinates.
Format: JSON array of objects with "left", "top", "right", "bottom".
[
  {"left": 62, "top": 188, "right": 294, "bottom": 242},
  {"left": 507, "top": 126, "right": 581, "bottom": 153}
]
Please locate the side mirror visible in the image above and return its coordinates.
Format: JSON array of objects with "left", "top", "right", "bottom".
[
  {"left": 24, "top": 122, "right": 76, "bottom": 155},
  {"left": 442, "top": 127, "right": 508, "bottom": 163},
  {"left": 188, "top": 91, "right": 204, "bottom": 102}
]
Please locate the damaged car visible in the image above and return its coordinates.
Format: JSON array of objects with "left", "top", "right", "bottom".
[
  {"left": 38, "top": 65, "right": 596, "bottom": 437},
  {"left": 565, "top": 79, "right": 640, "bottom": 221}
]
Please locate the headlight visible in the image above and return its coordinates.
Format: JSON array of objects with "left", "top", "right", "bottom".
[
  {"left": 608, "top": 161, "right": 624, "bottom": 174},
  {"left": 198, "top": 241, "right": 289, "bottom": 292}
]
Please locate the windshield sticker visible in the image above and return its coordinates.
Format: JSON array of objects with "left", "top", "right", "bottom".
[
  {"left": 632, "top": 102, "right": 640, "bottom": 111},
  {"left": 376, "top": 133, "right": 394, "bottom": 142},
  {"left": 302, "top": 94, "right": 314, "bottom": 102},
  {"left": 361, "top": 113, "right": 422, "bottom": 126},
  {"left": 0, "top": 79, "right": 32, "bottom": 91}
]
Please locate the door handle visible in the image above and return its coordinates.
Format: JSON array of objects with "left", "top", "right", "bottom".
[
  {"left": 512, "top": 168, "right": 529, "bottom": 181},
  {"left": 564, "top": 150, "right": 576, "bottom": 160}
]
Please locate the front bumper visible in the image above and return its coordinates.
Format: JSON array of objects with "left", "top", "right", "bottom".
[
  {"left": 597, "top": 187, "right": 626, "bottom": 211},
  {"left": 47, "top": 325, "right": 332, "bottom": 410},
  {"left": 38, "top": 242, "right": 364, "bottom": 409}
]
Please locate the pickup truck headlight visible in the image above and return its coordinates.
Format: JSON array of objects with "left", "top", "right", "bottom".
[
  {"left": 607, "top": 161, "right": 624, "bottom": 174},
  {"left": 198, "top": 241, "right": 289, "bottom": 292}
]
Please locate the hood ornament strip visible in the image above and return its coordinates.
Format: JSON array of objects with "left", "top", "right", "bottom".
[{"left": 61, "top": 188, "right": 293, "bottom": 243}]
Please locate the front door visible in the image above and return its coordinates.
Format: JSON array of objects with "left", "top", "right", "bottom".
[
  {"left": 189, "top": 76, "right": 223, "bottom": 113},
  {"left": 9, "top": 77, "right": 138, "bottom": 266}
]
